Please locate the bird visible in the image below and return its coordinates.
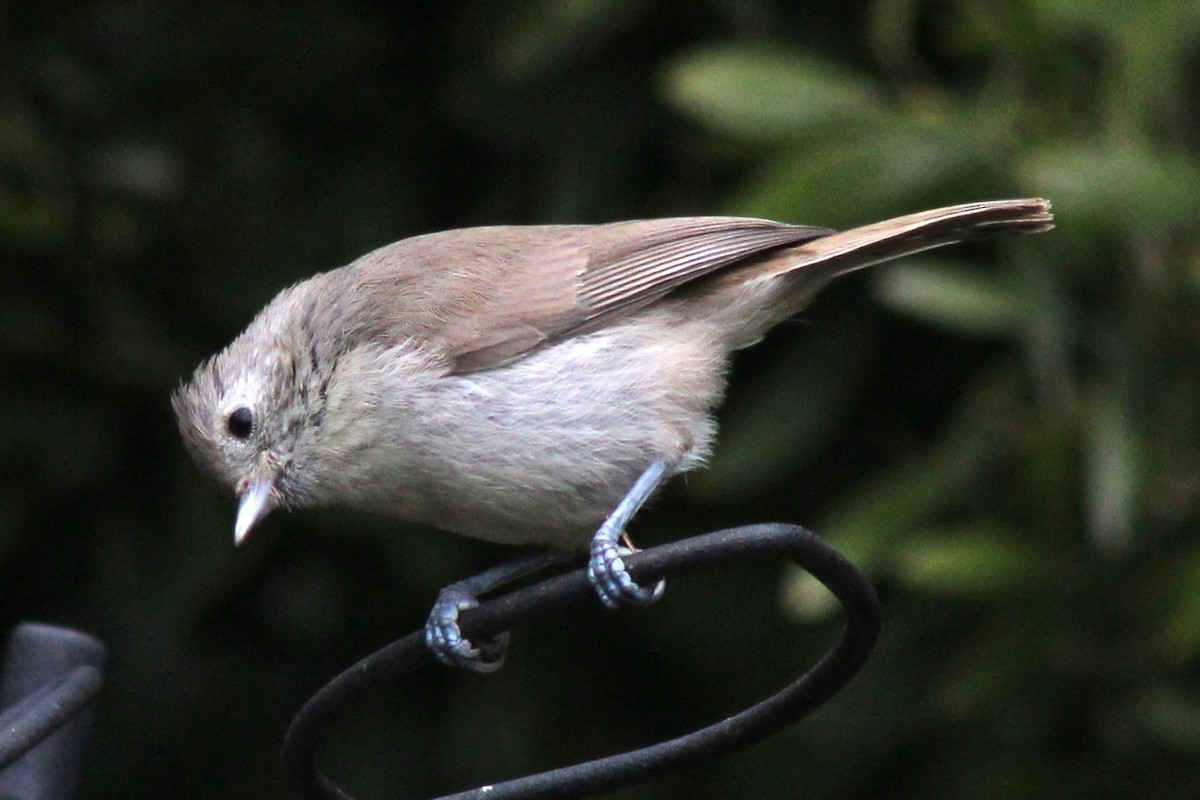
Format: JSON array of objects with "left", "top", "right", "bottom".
[{"left": 173, "top": 198, "right": 1053, "bottom": 671}]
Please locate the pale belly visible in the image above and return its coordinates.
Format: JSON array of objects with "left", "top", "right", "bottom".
[{"left": 363, "top": 311, "right": 731, "bottom": 549}]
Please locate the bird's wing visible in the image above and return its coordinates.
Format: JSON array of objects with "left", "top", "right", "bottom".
[
  {"left": 329, "top": 199, "right": 1053, "bottom": 373},
  {"left": 336, "top": 217, "right": 831, "bottom": 372}
]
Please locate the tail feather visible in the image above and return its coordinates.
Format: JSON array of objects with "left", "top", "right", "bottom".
[
  {"left": 781, "top": 198, "right": 1053, "bottom": 281},
  {"left": 698, "top": 198, "right": 1053, "bottom": 348}
]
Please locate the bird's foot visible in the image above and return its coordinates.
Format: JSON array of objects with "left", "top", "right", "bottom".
[
  {"left": 585, "top": 460, "right": 671, "bottom": 609},
  {"left": 587, "top": 534, "right": 664, "bottom": 609},
  {"left": 424, "top": 584, "right": 509, "bottom": 673}
]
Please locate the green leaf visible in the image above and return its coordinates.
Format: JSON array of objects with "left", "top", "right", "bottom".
[
  {"left": 489, "top": 0, "right": 639, "bottom": 79},
  {"left": 1019, "top": 142, "right": 1200, "bottom": 232},
  {"left": 816, "top": 366, "right": 1026, "bottom": 558},
  {"left": 894, "top": 526, "right": 1049, "bottom": 597},
  {"left": 1030, "top": 0, "right": 1148, "bottom": 36},
  {"left": 727, "top": 119, "right": 992, "bottom": 223},
  {"left": 687, "top": 314, "right": 874, "bottom": 501},
  {"left": 1154, "top": 550, "right": 1200, "bottom": 663},
  {"left": 1083, "top": 381, "right": 1143, "bottom": 554},
  {"left": 873, "top": 257, "right": 1027, "bottom": 339},
  {"left": 779, "top": 569, "right": 842, "bottom": 622},
  {"left": 1121, "top": 686, "right": 1200, "bottom": 756},
  {"left": 934, "top": 615, "right": 1050, "bottom": 717},
  {"left": 660, "top": 45, "right": 884, "bottom": 142}
]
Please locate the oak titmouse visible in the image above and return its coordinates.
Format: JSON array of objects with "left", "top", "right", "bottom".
[{"left": 173, "top": 199, "right": 1053, "bottom": 670}]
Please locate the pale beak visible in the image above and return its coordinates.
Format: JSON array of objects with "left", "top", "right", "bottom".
[{"left": 235, "top": 477, "right": 275, "bottom": 545}]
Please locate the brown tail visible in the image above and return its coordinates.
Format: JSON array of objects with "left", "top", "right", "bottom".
[
  {"left": 753, "top": 198, "right": 1052, "bottom": 313},
  {"left": 700, "top": 199, "right": 1053, "bottom": 347},
  {"left": 784, "top": 198, "right": 1052, "bottom": 278}
]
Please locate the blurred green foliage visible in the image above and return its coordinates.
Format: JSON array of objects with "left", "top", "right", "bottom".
[{"left": 3, "top": 1, "right": 1199, "bottom": 798}]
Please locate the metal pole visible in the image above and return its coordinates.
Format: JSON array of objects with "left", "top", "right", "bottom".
[{"left": 0, "top": 623, "right": 106, "bottom": 800}]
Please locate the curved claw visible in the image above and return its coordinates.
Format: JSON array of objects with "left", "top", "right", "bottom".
[
  {"left": 425, "top": 587, "right": 509, "bottom": 673},
  {"left": 587, "top": 537, "right": 665, "bottom": 610},
  {"left": 585, "top": 460, "right": 671, "bottom": 609}
]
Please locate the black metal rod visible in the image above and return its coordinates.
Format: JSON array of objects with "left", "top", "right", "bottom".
[
  {"left": 282, "top": 524, "right": 881, "bottom": 800},
  {"left": 0, "top": 666, "right": 103, "bottom": 770},
  {"left": 0, "top": 623, "right": 106, "bottom": 800}
]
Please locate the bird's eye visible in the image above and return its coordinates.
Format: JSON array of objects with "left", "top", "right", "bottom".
[{"left": 226, "top": 406, "right": 254, "bottom": 439}]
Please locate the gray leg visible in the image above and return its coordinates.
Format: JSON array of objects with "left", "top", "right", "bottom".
[
  {"left": 587, "top": 460, "right": 670, "bottom": 609},
  {"left": 426, "top": 549, "right": 568, "bottom": 672}
]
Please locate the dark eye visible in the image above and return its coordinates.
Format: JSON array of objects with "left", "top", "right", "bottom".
[{"left": 226, "top": 406, "right": 254, "bottom": 439}]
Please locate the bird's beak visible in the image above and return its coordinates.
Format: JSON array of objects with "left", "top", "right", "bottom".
[{"left": 235, "top": 476, "right": 275, "bottom": 545}]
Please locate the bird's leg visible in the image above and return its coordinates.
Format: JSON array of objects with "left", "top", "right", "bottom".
[
  {"left": 587, "top": 459, "right": 669, "bottom": 609},
  {"left": 426, "top": 549, "right": 568, "bottom": 672},
  {"left": 427, "top": 460, "right": 670, "bottom": 671}
]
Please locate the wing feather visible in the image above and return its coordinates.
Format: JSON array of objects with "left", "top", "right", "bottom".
[
  {"left": 331, "top": 217, "right": 830, "bottom": 372},
  {"left": 320, "top": 200, "right": 1051, "bottom": 374}
]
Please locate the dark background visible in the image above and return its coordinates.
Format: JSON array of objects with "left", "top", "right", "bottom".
[{"left": 5, "top": 2, "right": 1200, "bottom": 798}]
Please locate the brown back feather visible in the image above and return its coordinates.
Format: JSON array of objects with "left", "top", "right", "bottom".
[{"left": 327, "top": 200, "right": 1052, "bottom": 373}]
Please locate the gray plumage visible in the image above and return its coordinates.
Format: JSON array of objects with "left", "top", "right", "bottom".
[{"left": 173, "top": 199, "right": 1053, "bottom": 549}]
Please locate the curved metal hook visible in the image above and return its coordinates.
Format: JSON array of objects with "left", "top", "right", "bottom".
[
  {"left": 0, "top": 666, "right": 104, "bottom": 770},
  {"left": 0, "top": 622, "right": 106, "bottom": 800},
  {"left": 282, "top": 523, "right": 881, "bottom": 799}
]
